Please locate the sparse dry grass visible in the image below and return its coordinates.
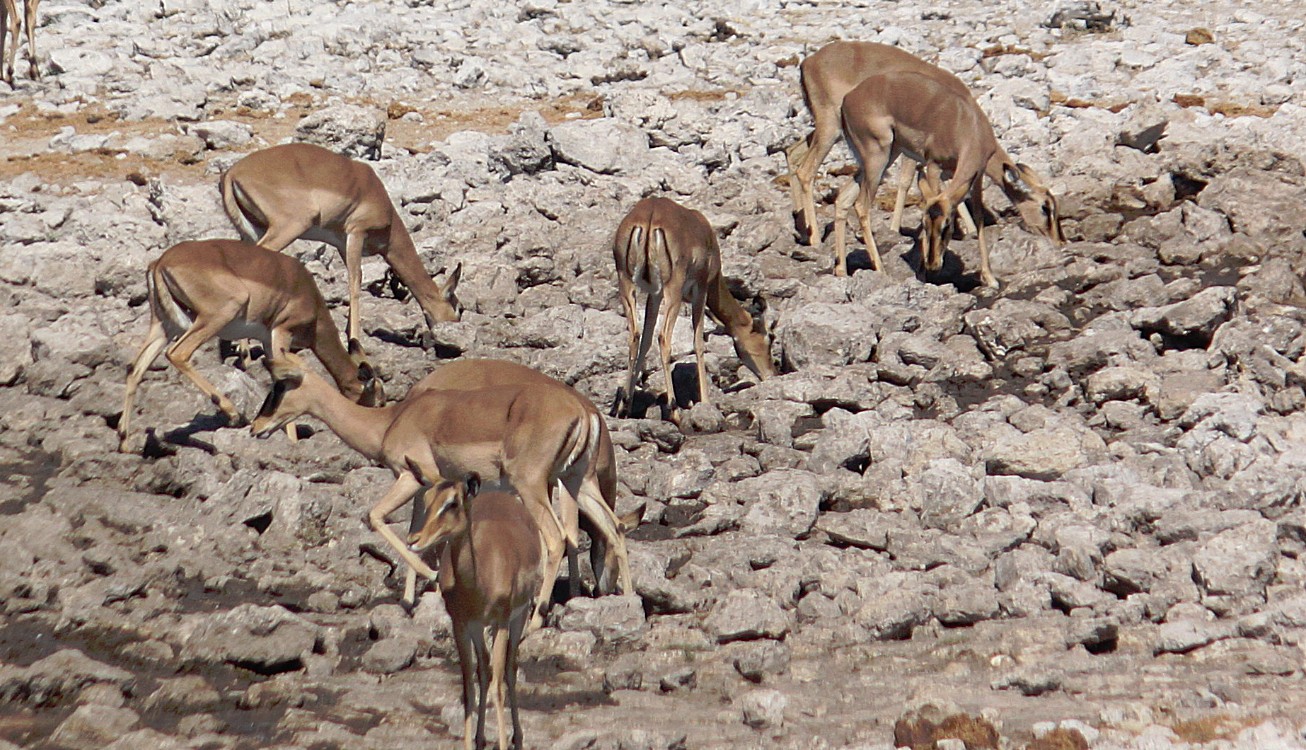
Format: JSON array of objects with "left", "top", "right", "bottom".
[
  {"left": 0, "top": 92, "right": 605, "bottom": 184},
  {"left": 1170, "top": 715, "right": 1260, "bottom": 744}
]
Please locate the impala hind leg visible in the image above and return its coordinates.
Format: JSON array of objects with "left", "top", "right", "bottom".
[
  {"left": 970, "top": 174, "right": 997, "bottom": 288},
  {"left": 517, "top": 478, "right": 568, "bottom": 630},
  {"left": 165, "top": 311, "right": 245, "bottom": 425},
  {"left": 690, "top": 290, "right": 708, "bottom": 406},
  {"left": 490, "top": 623, "right": 510, "bottom": 750},
  {"left": 506, "top": 605, "right": 528, "bottom": 750},
  {"left": 794, "top": 116, "right": 844, "bottom": 247},
  {"left": 343, "top": 231, "right": 365, "bottom": 351},
  {"left": 614, "top": 273, "right": 642, "bottom": 417},
  {"left": 655, "top": 282, "right": 686, "bottom": 421},
  {"left": 119, "top": 319, "right": 169, "bottom": 451},
  {"left": 22, "top": 0, "right": 36, "bottom": 79}
]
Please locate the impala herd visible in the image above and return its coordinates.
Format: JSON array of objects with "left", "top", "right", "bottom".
[{"left": 92, "top": 37, "right": 1070, "bottom": 750}]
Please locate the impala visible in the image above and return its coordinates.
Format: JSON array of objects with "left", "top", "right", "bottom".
[
  {"left": 411, "top": 359, "right": 637, "bottom": 600},
  {"left": 612, "top": 197, "right": 776, "bottom": 421},
  {"left": 1, "top": 0, "right": 38, "bottom": 86},
  {"left": 835, "top": 71, "right": 1015, "bottom": 284},
  {"left": 220, "top": 143, "right": 462, "bottom": 351},
  {"left": 251, "top": 361, "right": 608, "bottom": 627},
  {"left": 409, "top": 475, "right": 540, "bottom": 750},
  {"left": 785, "top": 40, "right": 1064, "bottom": 261},
  {"left": 118, "top": 239, "right": 381, "bottom": 452}
]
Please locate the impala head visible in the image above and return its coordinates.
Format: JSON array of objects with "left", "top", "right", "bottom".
[
  {"left": 1002, "top": 162, "right": 1066, "bottom": 245},
  {"left": 735, "top": 297, "right": 779, "bottom": 380},
  {"left": 407, "top": 473, "right": 479, "bottom": 552},
  {"left": 918, "top": 182, "right": 954, "bottom": 273},
  {"left": 421, "top": 262, "right": 463, "bottom": 326},
  {"left": 346, "top": 342, "right": 386, "bottom": 407},
  {"left": 250, "top": 353, "right": 316, "bottom": 437}
]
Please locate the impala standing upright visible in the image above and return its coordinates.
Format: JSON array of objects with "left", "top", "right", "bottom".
[
  {"left": 220, "top": 143, "right": 462, "bottom": 352},
  {"left": 409, "top": 476, "right": 540, "bottom": 750}
]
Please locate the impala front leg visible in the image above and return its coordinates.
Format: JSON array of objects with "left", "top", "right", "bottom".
[
  {"left": 344, "top": 231, "right": 365, "bottom": 351},
  {"left": 369, "top": 471, "right": 438, "bottom": 583}
]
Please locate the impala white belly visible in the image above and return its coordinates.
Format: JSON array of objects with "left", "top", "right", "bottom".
[{"left": 219, "top": 319, "right": 270, "bottom": 346}]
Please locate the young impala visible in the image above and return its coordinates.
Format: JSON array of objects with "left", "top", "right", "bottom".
[
  {"left": 409, "top": 475, "right": 540, "bottom": 750},
  {"left": 118, "top": 239, "right": 381, "bottom": 452},
  {"left": 786, "top": 40, "right": 1064, "bottom": 264},
  {"left": 613, "top": 197, "right": 776, "bottom": 421},
  {"left": 220, "top": 143, "right": 461, "bottom": 351}
]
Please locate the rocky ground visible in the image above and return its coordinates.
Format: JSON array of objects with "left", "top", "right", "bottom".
[{"left": 4, "top": 0, "right": 1306, "bottom": 748}]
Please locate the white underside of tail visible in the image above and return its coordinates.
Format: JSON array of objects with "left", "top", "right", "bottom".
[
  {"left": 227, "top": 180, "right": 265, "bottom": 243},
  {"left": 151, "top": 269, "right": 193, "bottom": 339}
]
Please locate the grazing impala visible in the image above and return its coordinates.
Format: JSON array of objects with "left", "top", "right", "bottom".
[
  {"left": 118, "top": 240, "right": 381, "bottom": 452},
  {"left": 411, "top": 359, "right": 638, "bottom": 600},
  {"left": 1, "top": 0, "right": 38, "bottom": 86},
  {"left": 835, "top": 70, "right": 1021, "bottom": 285},
  {"left": 613, "top": 197, "right": 776, "bottom": 421},
  {"left": 409, "top": 475, "right": 540, "bottom": 750},
  {"left": 251, "top": 361, "right": 609, "bottom": 627},
  {"left": 785, "top": 40, "right": 1063, "bottom": 259},
  {"left": 220, "top": 143, "right": 462, "bottom": 351}
]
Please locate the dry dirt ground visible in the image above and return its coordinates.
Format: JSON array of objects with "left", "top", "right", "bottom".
[{"left": 5, "top": 1, "right": 1306, "bottom": 749}]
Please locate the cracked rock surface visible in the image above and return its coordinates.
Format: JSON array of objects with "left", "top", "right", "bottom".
[{"left": 3, "top": 0, "right": 1306, "bottom": 748}]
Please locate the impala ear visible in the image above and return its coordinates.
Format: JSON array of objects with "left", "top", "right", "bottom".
[
  {"left": 463, "top": 472, "right": 481, "bottom": 498},
  {"left": 443, "top": 262, "right": 462, "bottom": 295},
  {"left": 258, "top": 378, "right": 290, "bottom": 419}
]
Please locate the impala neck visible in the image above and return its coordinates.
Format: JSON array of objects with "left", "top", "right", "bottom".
[
  {"left": 383, "top": 212, "right": 450, "bottom": 323},
  {"left": 312, "top": 307, "right": 364, "bottom": 400},
  {"left": 706, "top": 276, "right": 776, "bottom": 379},
  {"left": 302, "top": 372, "right": 397, "bottom": 461}
]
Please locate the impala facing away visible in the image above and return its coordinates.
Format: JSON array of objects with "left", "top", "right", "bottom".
[
  {"left": 118, "top": 240, "right": 381, "bottom": 452},
  {"left": 409, "top": 475, "right": 539, "bottom": 750},
  {"left": 613, "top": 197, "right": 776, "bottom": 421},
  {"left": 251, "top": 361, "right": 621, "bottom": 628},
  {"left": 785, "top": 40, "right": 1064, "bottom": 267},
  {"left": 411, "top": 359, "right": 638, "bottom": 600},
  {"left": 221, "top": 143, "right": 462, "bottom": 351},
  {"left": 1, "top": 0, "right": 38, "bottom": 86}
]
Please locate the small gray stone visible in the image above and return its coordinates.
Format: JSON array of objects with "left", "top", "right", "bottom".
[
  {"left": 739, "top": 688, "right": 787, "bottom": 729},
  {"left": 295, "top": 104, "right": 387, "bottom": 160},
  {"left": 1131, "top": 287, "right": 1236, "bottom": 345},
  {"left": 48, "top": 704, "right": 141, "bottom": 750},
  {"left": 188, "top": 120, "right": 254, "bottom": 150},
  {"left": 548, "top": 118, "right": 649, "bottom": 174},
  {"left": 1193, "top": 521, "right": 1278, "bottom": 603},
  {"left": 555, "top": 595, "right": 647, "bottom": 645},
  {"left": 704, "top": 589, "right": 790, "bottom": 644},
  {"left": 728, "top": 640, "right": 790, "bottom": 683},
  {"left": 361, "top": 637, "right": 418, "bottom": 674}
]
